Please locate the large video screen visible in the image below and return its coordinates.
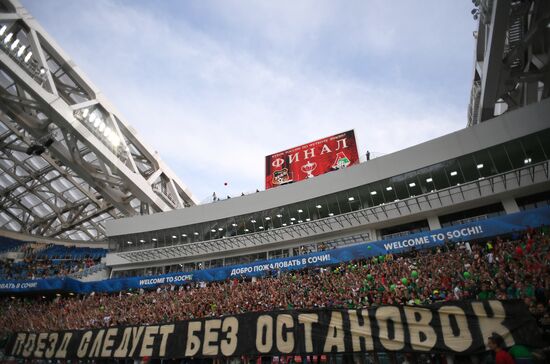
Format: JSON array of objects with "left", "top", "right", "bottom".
[{"left": 265, "top": 130, "right": 359, "bottom": 189}]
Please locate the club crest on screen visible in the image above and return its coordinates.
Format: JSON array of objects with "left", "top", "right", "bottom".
[{"left": 272, "top": 168, "right": 292, "bottom": 185}]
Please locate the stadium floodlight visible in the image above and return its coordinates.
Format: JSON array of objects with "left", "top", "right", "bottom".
[
  {"left": 218, "top": 227, "right": 223, "bottom": 231},
  {"left": 370, "top": 191, "right": 377, "bottom": 195},
  {"left": 244, "top": 228, "right": 249, "bottom": 232},
  {"left": 39, "top": 67, "right": 46, "bottom": 75},
  {"left": 450, "top": 171, "right": 458, "bottom": 176},
  {"left": 81, "top": 108, "right": 89, "bottom": 118},
  {"left": 315, "top": 205, "right": 322, "bottom": 209},
  {"left": 16, "top": 45, "right": 25, "bottom": 57},
  {"left": 0, "top": 25, "right": 6, "bottom": 35},
  {"left": 386, "top": 187, "right": 392, "bottom": 191},
  {"left": 426, "top": 178, "right": 433, "bottom": 183},
  {"left": 477, "top": 163, "right": 484, "bottom": 169},
  {"left": 103, "top": 127, "right": 112, "bottom": 138},
  {"left": 98, "top": 121, "right": 106, "bottom": 133},
  {"left": 3, "top": 32, "right": 13, "bottom": 43},
  {"left": 88, "top": 112, "right": 97, "bottom": 123},
  {"left": 348, "top": 197, "right": 355, "bottom": 201},
  {"left": 297, "top": 209, "right": 303, "bottom": 213},
  {"left": 24, "top": 51, "right": 32, "bottom": 63},
  {"left": 306, "top": 218, "right": 310, "bottom": 221},
  {"left": 193, "top": 232, "right": 199, "bottom": 236},
  {"left": 265, "top": 217, "right": 271, "bottom": 220},
  {"left": 328, "top": 212, "right": 334, "bottom": 216},
  {"left": 276, "top": 214, "right": 282, "bottom": 218},
  {"left": 298, "top": 220, "right": 303, "bottom": 223},
  {"left": 251, "top": 219, "right": 256, "bottom": 223},
  {"left": 139, "top": 239, "right": 145, "bottom": 243},
  {"left": 94, "top": 117, "right": 102, "bottom": 129},
  {"left": 127, "top": 241, "right": 132, "bottom": 244},
  {"left": 231, "top": 223, "right": 237, "bottom": 227},
  {"left": 409, "top": 182, "right": 416, "bottom": 187},
  {"left": 282, "top": 223, "right": 287, "bottom": 226},
  {"left": 181, "top": 234, "right": 187, "bottom": 237},
  {"left": 152, "top": 238, "right": 157, "bottom": 241},
  {"left": 171, "top": 235, "right": 176, "bottom": 239},
  {"left": 524, "top": 158, "right": 532, "bottom": 164},
  {"left": 10, "top": 38, "right": 19, "bottom": 50},
  {"left": 290, "top": 217, "right": 296, "bottom": 221},
  {"left": 259, "top": 226, "right": 264, "bottom": 229},
  {"left": 210, "top": 229, "right": 216, "bottom": 233},
  {"left": 394, "top": 199, "right": 400, "bottom": 202}
]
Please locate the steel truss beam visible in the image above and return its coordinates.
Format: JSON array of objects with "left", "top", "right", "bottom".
[
  {"left": 0, "top": 0, "right": 197, "bottom": 240},
  {"left": 468, "top": 0, "right": 550, "bottom": 125}
]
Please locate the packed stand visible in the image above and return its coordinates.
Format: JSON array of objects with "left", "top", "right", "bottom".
[
  {"left": 0, "top": 228, "right": 549, "bottom": 340},
  {"left": 0, "top": 242, "right": 107, "bottom": 280}
]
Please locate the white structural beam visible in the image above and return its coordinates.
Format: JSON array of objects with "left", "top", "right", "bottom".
[
  {"left": 468, "top": 0, "right": 550, "bottom": 125},
  {"left": 0, "top": 0, "right": 198, "bottom": 240}
]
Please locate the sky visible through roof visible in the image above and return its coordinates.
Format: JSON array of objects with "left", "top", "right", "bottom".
[{"left": 22, "top": 0, "right": 476, "bottom": 202}]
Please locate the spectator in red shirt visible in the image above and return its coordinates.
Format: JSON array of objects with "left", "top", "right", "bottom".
[{"left": 488, "top": 334, "right": 515, "bottom": 364}]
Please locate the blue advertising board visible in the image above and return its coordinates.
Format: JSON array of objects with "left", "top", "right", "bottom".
[{"left": 1, "top": 205, "right": 549, "bottom": 294}]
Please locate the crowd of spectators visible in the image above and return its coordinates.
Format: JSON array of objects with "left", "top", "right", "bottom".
[
  {"left": 0, "top": 243, "right": 106, "bottom": 280},
  {"left": 0, "top": 256, "right": 99, "bottom": 280},
  {"left": 1, "top": 227, "right": 548, "bottom": 342}
]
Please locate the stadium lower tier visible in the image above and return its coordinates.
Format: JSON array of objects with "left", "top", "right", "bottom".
[{"left": 0, "top": 228, "right": 548, "bottom": 361}]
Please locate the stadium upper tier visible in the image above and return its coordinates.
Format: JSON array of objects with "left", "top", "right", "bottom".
[
  {"left": 105, "top": 99, "right": 550, "bottom": 273},
  {"left": 0, "top": 236, "right": 24, "bottom": 254},
  {"left": 0, "top": 236, "right": 107, "bottom": 280}
]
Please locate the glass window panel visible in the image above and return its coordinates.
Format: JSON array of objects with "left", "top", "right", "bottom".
[
  {"left": 403, "top": 172, "right": 422, "bottom": 197},
  {"left": 391, "top": 179, "right": 409, "bottom": 200},
  {"left": 457, "top": 155, "right": 479, "bottom": 183},
  {"left": 442, "top": 159, "right": 465, "bottom": 185},
  {"left": 471, "top": 149, "right": 497, "bottom": 178},
  {"left": 504, "top": 140, "right": 527, "bottom": 169},
  {"left": 356, "top": 185, "right": 373, "bottom": 209},
  {"left": 488, "top": 145, "right": 513, "bottom": 173},
  {"left": 520, "top": 134, "right": 546, "bottom": 164},
  {"left": 380, "top": 179, "right": 398, "bottom": 203},
  {"left": 429, "top": 163, "right": 449, "bottom": 190},
  {"left": 324, "top": 193, "right": 342, "bottom": 215},
  {"left": 343, "top": 189, "right": 360, "bottom": 212},
  {"left": 366, "top": 183, "right": 384, "bottom": 206},
  {"left": 536, "top": 129, "right": 550, "bottom": 158}
]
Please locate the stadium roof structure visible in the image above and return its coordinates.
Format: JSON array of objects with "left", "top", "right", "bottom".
[
  {"left": 467, "top": 0, "right": 550, "bottom": 125},
  {"left": 0, "top": 0, "right": 198, "bottom": 241}
]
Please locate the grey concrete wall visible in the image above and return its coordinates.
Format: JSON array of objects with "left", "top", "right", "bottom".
[{"left": 106, "top": 98, "right": 550, "bottom": 237}]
